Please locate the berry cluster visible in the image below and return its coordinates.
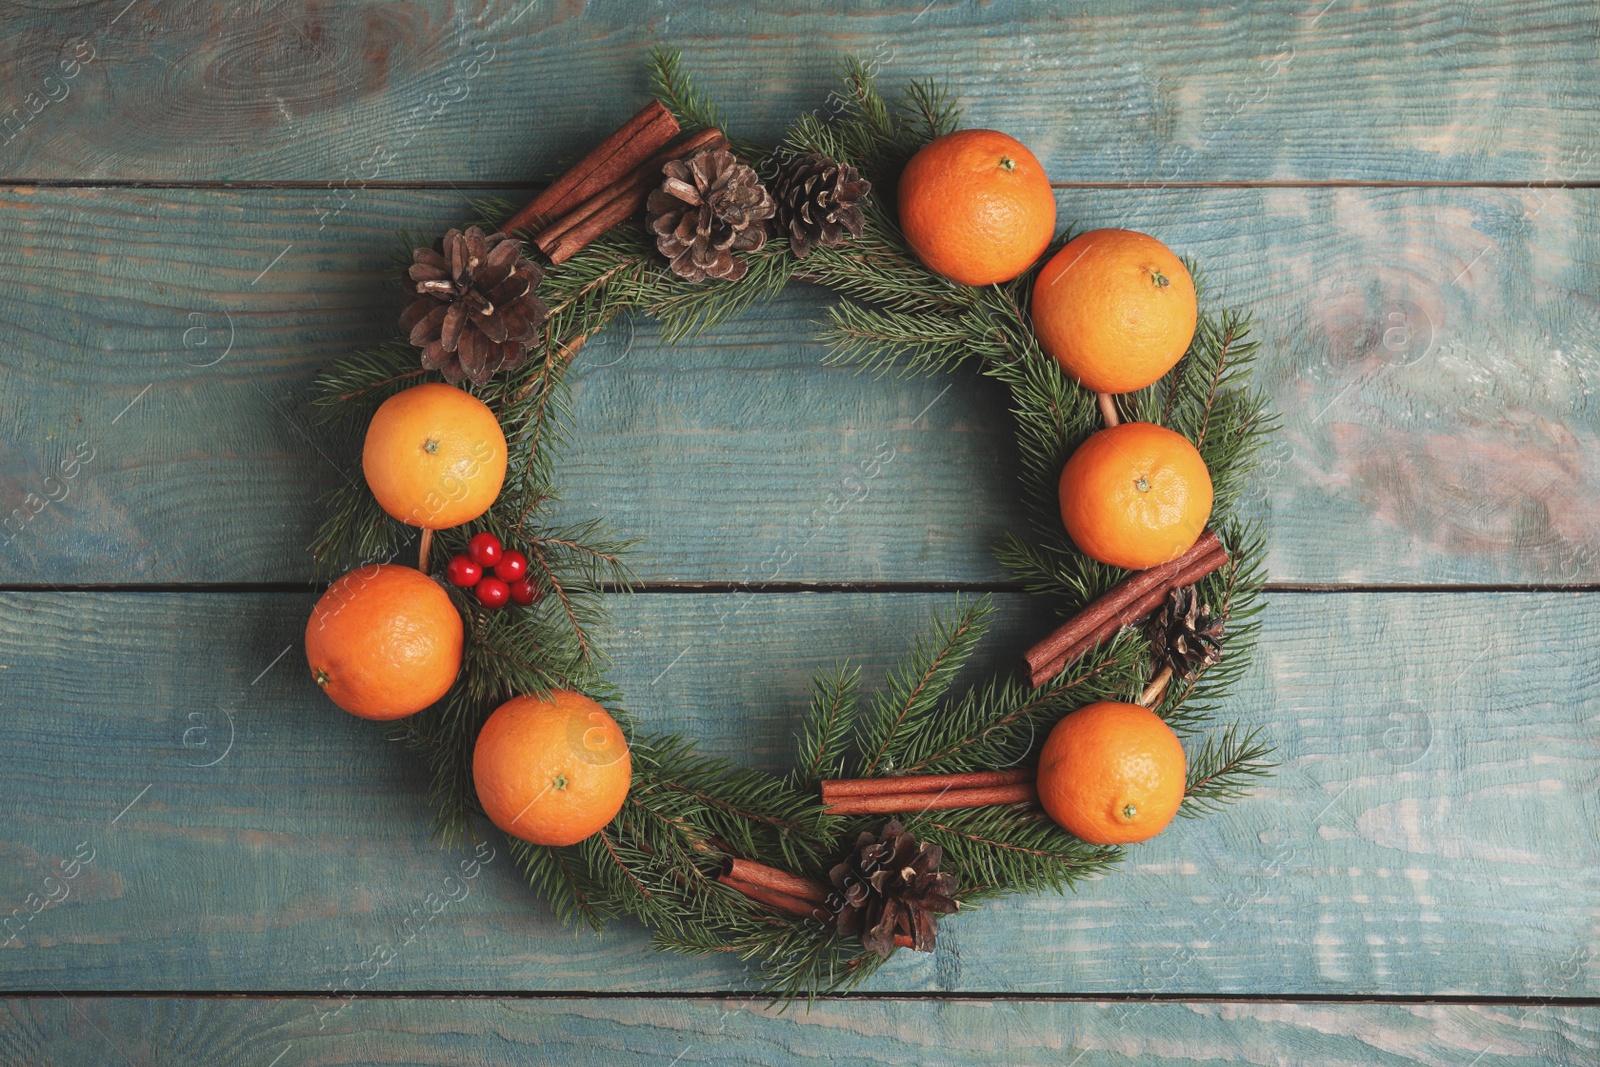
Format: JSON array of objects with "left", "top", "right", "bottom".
[{"left": 446, "top": 532, "right": 541, "bottom": 610}]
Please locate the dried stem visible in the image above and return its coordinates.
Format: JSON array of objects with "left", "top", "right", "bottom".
[
  {"left": 1097, "top": 392, "right": 1121, "bottom": 428},
  {"left": 1138, "top": 666, "right": 1174, "bottom": 708}
]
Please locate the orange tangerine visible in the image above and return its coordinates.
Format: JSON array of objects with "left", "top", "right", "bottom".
[
  {"left": 363, "top": 383, "right": 507, "bottom": 529},
  {"left": 1032, "top": 229, "right": 1197, "bottom": 394},
  {"left": 473, "top": 691, "right": 631, "bottom": 847}
]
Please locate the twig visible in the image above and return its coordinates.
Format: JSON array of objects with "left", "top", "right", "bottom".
[
  {"left": 1138, "top": 666, "right": 1173, "bottom": 708},
  {"left": 926, "top": 820, "right": 1088, "bottom": 864},
  {"left": 418, "top": 527, "right": 434, "bottom": 574},
  {"left": 1097, "top": 391, "right": 1121, "bottom": 428}
]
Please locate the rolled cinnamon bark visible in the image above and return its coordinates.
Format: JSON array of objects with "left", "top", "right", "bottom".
[
  {"left": 1024, "top": 529, "right": 1223, "bottom": 673},
  {"left": 503, "top": 100, "right": 679, "bottom": 236},
  {"left": 717, "top": 873, "right": 829, "bottom": 921},
  {"left": 822, "top": 783, "right": 1038, "bottom": 816},
  {"left": 725, "top": 858, "right": 830, "bottom": 905},
  {"left": 1029, "top": 544, "right": 1229, "bottom": 688},
  {"left": 821, "top": 768, "right": 1031, "bottom": 800}
]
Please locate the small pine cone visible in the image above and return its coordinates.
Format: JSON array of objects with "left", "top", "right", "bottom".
[
  {"left": 400, "top": 226, "right": 549, "bottom": 385},
  {"left": 772, "top": 152, "right": 870, "bottom": 259},
  {"left": 1150, "top": 584, "right": 1226, "bottom": 680},
  {"left": 646, "top": 148, "right": 776, "bottom": 283},
  {"left": 828, "top": 820, "right": 958, "bottom": 957}
]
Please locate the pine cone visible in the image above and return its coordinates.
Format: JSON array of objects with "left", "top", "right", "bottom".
[
  {"left": 1150, "top": 584, "right": 1226, "bottom": 680},
  {"left": 828, "top": 820, "right": 958, "bottom": 957},
  {"left": 646, "top": 149, "right": 776, "bottom": 283},
  {"left": 400, "top": 226, "right": 549, "bottom": 385},
  {"left": 772, "top": 152, "right": 870, "bottom": 259}
]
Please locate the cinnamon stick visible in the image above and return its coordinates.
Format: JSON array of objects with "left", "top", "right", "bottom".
[
  {"left": 725, "top": 859, "right": 830, "bottom": 905},
  {"left": 533, "top": 168, "right": 648, "bottom": 253},
  {"left": 1030, "top": 545, "right": 1229, "bottom": 688},
  {"left": 1024, "top": 529, "right": 1223, "bottom": 672},
  {"left": 823, "top": 783, "right": 1038, "bottom": 816},
  {"left": 1032, "top": 546, "right": 1228, "bottom": 686},
  {"left": 538, "top": 128, "right": 727, "bottom": 263},
  {"left": 503, "top": 100, "right": 679, "bottom": 236},
  {"left": 822, "top": 768, "right": 1031, "bottom": 800},
  {"left": 717, "top": 873, "right": 830, "bottom": 921}
]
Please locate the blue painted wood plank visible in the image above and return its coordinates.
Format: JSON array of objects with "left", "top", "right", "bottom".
[
  {"left": 6, "top": 996, "right": 1598, "bottom": 1066},
  {"left": 3, "top": 185, "right": 1597, "bottom": 585},
  {"left": 3, "top": 1, "right": 1596, "bottom": 183},
  {"left": 0, "top": 589, "right": 1594, "bottom": 995}
]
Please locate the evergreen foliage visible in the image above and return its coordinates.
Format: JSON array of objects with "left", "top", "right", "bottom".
[{"left": 305, "top": 51, "right": 1277, "bottom": 998}]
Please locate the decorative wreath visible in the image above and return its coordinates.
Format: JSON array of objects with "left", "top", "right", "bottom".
[{"left": 305, "top": 52, "right": 1275, "bottom": 999}]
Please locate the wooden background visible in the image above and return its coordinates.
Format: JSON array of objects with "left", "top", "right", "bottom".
[{"left": 3, "top": 1, "right": 1599, "bottom": 1062}]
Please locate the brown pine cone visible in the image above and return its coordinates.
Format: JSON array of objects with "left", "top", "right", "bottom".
[
  {"left": 829, "top": 819, "right": 958, "bottom": 957},
  {"left": 645, "top": 148, "right": 776, "bottom": 283},
  {"left": 1149, "top": 584, "right": 1225, "bottom": 680},
  {"left": 400, "top": 226, "right": 549, "bottom": 385},
  {"left": 772, "top": 152, "right": 870, "bottom": 259}
]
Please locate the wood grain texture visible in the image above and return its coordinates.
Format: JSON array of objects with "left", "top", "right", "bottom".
[
  {"left": 5, "top": 996, "right": 1599, "bottom": 1066},
  {"left": 4, "top": 0, "right": 1598, "bottom": 183},
  {"left": 1, "top": 589, "right": 1595, "bottom": 995},
  {"left": 4, "top": 185, "right": 1598, "bottom": 586}
]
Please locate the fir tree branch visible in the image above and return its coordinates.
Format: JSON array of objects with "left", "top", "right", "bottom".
[
  {"left": 1181, "top": 724, "right": 1277, "bottom": 817},
  {"left": 649, "top": 46, "right": 727, "bottom": 134},
  {"left": 632, "top": 736, "right": 838, "bottom": 872},
  {"left": 915, "top": 805, "right": 1122, "bottom": 898},
  {"left": 855, "top": 597, "right": 992, "bottom": 776},
  {"left": 792, "top": 664, "right": 862, "bottom": 790},
  {"left": 526, "top": 539, "right": 597, "bottom": 662},
  {"left": 310, "top": 342, "right": 427, "bottom": 416},
  {"left": 1155, "top": 522, "right": 1269, "bottom": 736},
  {"left": 899, "top": 78, "right": 963, "bottom": 143},
  {"left": 894, "top": 641, "right": 1144, "bottom": 775},
  {"left": 648, "top": 46, "right": 767, "bottom": 161},
  {"left": 596, "top": 826, "right": 654, "bottom": 900},
  {"left": 510, "top": 837, "right": 613, "bottom": 931}
]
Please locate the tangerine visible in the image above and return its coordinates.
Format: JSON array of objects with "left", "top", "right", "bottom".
[
  {"left": 1059, "top": 421, "right": 1212, "bottom": 570},
  {"left": 1036, "top": 701, "right": 1186, "bottom": 845},
  {"left": 363, "top": 382, "right": 507, "bottom": 529},
  {"left": 305, "top": 563, "right": 463, "bottom": 720},
  {"left": 897, "top": 129, "right": 1056, "bottom": 286},
  {"left": 1032, "top": 229, "right": 1197, "bottom": 394},
  {"left": 472, "top": 690, "right": 631, "bottom": 846}
]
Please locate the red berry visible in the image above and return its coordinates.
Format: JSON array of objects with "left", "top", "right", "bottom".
[
  {"left": 509, "top": 578, "right": 539, "bottom": 606},
  {"left": 494, "top": 550, "right": 528, "bottom": 582},
  {"left": 445, "top": 554, "right": 482, "bottom": 587},
  {"left": 474, "top": 577, "right": 511, "bottom": 609},
  {"left": 468, "top": 532, "right": 503, "bottom": 567}
]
